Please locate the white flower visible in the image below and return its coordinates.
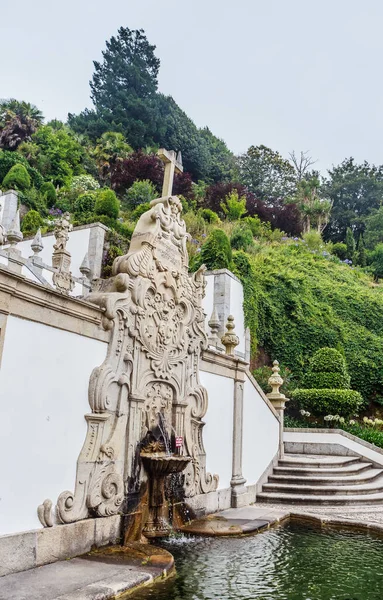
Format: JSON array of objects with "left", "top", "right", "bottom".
[
  {"left": 349, "top": 420, "right": 356, "bottom": 425},
  {"left": 339, "top": 417, "right": 345, "bottom": 424},
  {"left": 300, "top": 409, "right": 306, "bottom": 416}
]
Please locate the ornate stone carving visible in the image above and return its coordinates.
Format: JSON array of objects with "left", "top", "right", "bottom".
[
  {"left": 47, "top": 151, "right": 217, "bottom": 528},
  {"left": 221, "top": 315, "right": 239, "bottom": 356},
  {"left": 53, "top": 212, "right": 72, "bottom": 252},
  {"left": 52, "top": 212, "right": 75, "bottom": 295}
]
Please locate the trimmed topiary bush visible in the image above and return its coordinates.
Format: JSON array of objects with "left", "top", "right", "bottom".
[
  {"left": 3, "top": 163, "right": 31, "bottom": 191},
  {"left": 74, "top": 192, "right": 97, "bottom": 214},
  {"left": 291, "top": 389, "right": 363, "bottom": 417},
  {"left": 21, "top": 209, "right": 44, "bottom": 234},
  {"left": 94, "top": 188, "right": 120, "bottom": 219},
  {"left": 302, "top": 347, "right": 351, "bottom": 389},
  {"left": 194, "top": 229, "right": 232, "bottom": 271},
  {"left": 292, "top": 347, "right": 363, "bottom": 416}
]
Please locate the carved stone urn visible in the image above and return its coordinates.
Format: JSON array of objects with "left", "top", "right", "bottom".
[{"left": 140, "top": 450, "right": 192, "bottom": 538}]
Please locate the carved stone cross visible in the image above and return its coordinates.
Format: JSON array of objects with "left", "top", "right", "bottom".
[{"left": 158, "top": 148, "right": 183, "bottom": 197}]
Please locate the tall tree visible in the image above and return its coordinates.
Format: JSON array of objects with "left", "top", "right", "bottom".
[
  {"left": 290, "top": 177, "right": 332, "bottom": 234},
  {"left": 70, "top": 27, "right": 161, "bottom": 148},
  {"left": 0, "top": 99, "right": 44, "bottom": 150},
  {"left": 237, "top": 145, "right": 296, "bottom": 201},
  {"left": 289, "top": 150, "right": 316, "bottom": 182},
  {"left": 323, "top": 158, "right": 383, "bottom": 242}
]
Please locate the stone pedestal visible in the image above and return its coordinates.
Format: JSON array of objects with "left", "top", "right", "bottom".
[
  {"left": 267, "top": 361, "right": 289, "bottom": 458},
  {"left": 0, "top": 190, "right": 18, "bottom": 232}
]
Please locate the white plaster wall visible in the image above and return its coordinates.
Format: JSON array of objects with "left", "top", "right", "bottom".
[
  {"left": 200, "top": 371, "right": 234, "bottom": 490},
  {"left": 0, "top": 316, "right": 107, "bottom": 535},
  {"left": 242, "top": 374, "right": 280, "bottom": 485},
  {"left": 18, "top": 228, "right": 91, "bottom": 279},
  {"left": 0, "top": 194, "right": 4, "bottom": 223},
  {"left": 229, "top": 276, "right": 245, "bottom": 356}
]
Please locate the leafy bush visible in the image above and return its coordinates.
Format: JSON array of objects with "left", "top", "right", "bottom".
[
  {"left": 302, "top": 231, "right": 324, "bottom": 251},
  {"left": 94, "top": 188, "right": 120, "bottom": 219},
  {"left": 131, "top": 202, "right": 151, "bottom": 220},
  {"left": 0, "top": 150, "right": 43, "bottom": 189},
  {"left": 41, "top": 182, "right": 56, "bottom": 207},
  {"left": 70, "top": 174, "right": 100, "bottom": 194},
  {"left": 303, "top": 371, "right": 351, "bottom": 389},
  {"left": 332, "top": 242, "right": 347, "bottom": 260},
  {"left": 122, "top": 179, "right": 157, "bottom": 209},
  {"left": 74, "top": 192, "right": 97, "bottom": 214},
  {"left": 21, "top": 209, "right": 44, "bottom": 234},
  {"left": 291, "top": 388, "right": 364, "bottom": 417},
  {"left": 243, "top": 215, "right": 264, "bottom": 237},
  {"left": 199, "top": 208, "right": 220, "bottom": 224},
  {"left": 230, "top": 224, "right": 254, "bottom": 251},
  {"left": 220, "top": 190, "right": 247, "bottom": 221},
  {"left": 3, "top": 163, "right": 31, "bottom": 191},
  {"left": 194, "top": 229, "right": 232, "bottom": 271},
  {"left": 20, "top": 188, "right": 48, "bottom": 214}
]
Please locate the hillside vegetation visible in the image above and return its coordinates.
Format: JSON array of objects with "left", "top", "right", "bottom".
[{"left": 2, "top": 26, "right": 383, "bottom": 426}]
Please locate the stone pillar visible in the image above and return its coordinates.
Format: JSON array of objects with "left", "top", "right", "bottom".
[
  {"left": 213, "top": 269, "right": 232, "bottom": 338},
  {"left": 230, "top": 375, "right": 248, "bottom": 507},
  {"left": 245, "top": 327, "right": 251, "bottom": 363},
  {"left": 88, "top": 224, "right": 108, "bottom": 279},
  {"left": 29, "top": 228, "right": 44, "bottom": 276},
  {"left": 6, "top": 210, "right": 23, "bottom": 274},
  {"left": 267, "top": 360, "right": 289, "bottom": 458},
  {"left": 0, "top": 190, "right": 18, "bottom": 232}
]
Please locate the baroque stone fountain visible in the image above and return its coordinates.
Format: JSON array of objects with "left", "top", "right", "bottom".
[{"left": 37, "top": 149, "right": 218, "bottom": 539}]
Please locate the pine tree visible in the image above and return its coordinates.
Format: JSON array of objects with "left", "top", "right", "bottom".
[{"left": 357, "top": 236, "right": 367, "bottom": 267}]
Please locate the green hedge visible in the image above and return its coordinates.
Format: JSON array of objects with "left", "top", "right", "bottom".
[
  {"left": 3, "top": 164, "right": 31, "bottom": 191},
  {"left": 302, "top": 371, "right": 351, "bottom": 389},
  {"left": 308, "top": 347, "right": 348, "bottom": 375},
  {"left": 291, "top": 388, "right": 364, "bottom": 417}
]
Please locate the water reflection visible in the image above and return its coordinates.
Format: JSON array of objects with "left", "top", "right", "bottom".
[{"left": 129, "top": 522, "right": 383, "bottom": 600}]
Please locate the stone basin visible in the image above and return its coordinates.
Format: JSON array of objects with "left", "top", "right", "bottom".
[{"left": 140, "top": 453, "right": 192, "bottom": 476}]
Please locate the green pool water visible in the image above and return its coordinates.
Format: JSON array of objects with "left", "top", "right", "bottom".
[{"left": 131, "top": 522, "right": 383, "bottom": 600}]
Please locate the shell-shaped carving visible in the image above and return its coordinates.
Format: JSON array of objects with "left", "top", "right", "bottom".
[{"left": 87, "top": 464, "right": 124, "bottom": 517}]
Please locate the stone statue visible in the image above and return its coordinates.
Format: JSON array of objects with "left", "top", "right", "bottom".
[
  {"left": 53, "top": 212, "right": 72, "bottom": 253},
  {"left": 112, "top": 195, "right": 189, "bottom": 278}
]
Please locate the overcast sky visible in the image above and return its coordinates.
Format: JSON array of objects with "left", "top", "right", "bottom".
[{"left": 1, "top": 0, "right": 382, "bottom": 172}]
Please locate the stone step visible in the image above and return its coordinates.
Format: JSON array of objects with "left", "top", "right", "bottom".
[
  {"left": 268, "top": 468, "right": 383, "bottom": 486},
  {"left": 279, "top": 455, "right": 361, "bottom": 469},
  {"left": 257, "top": 490, "right": 383, "bottom": 505},
  {"left": 262, "top": 476, "right": 383, "bottom": 496},
  {"left": 273, "top": 462, "right": 373, "bottom": 477}
]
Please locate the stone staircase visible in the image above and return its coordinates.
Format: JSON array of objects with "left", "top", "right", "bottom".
[{"left": 257, "top": 454, "right": 383, "bottom": 505}]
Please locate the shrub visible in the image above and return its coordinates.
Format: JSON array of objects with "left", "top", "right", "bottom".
[
  {"left": 298, "top": 347, "right": 352, "bottom": 407},
  {"left": 41, "top": 182, "right": 56, "bottom": 207},
  {"left": 0, "top": 149, "right": 43, "bottom": 189},
  {"left": 131, "top": 202, "right": 151, "bottom": 221},
  {"left": 94, "top": 188, "right": 119, "bottom": 219},
  {"left": 332, "top": 242, "right": 347, "bottom": 260},
  {"left": 194, "top": 229, "right": 232, "bottom": 271},
  {"left": 74, "top": 192, "right": 97, "bottom": 214},
  {"left": 291, "top": 388, "right": 364, "bottom": 417},
  {"left": 70, "top": 174, "right": 100, "bottom": 194},
  {"left": 302, "top": 230, "right": 323, "bottom": 251},
  {"left": 230, "top": 224, "right": 254, "bottom": 251},
  {"left": 220, "top": 190, "right": 247, "bottom": 221},
  {"left": 3, "top": 163, "right": 31, "bottom": 191},
  {"left": 243, "top": 215, "right": 264, "bottom": 237},
  {"left": 122, "top": 179, "right": 157, "bottom": 210},
  {"left": 199, "top": 208, "right": 220, "bottom": 224},
  {"left": 19, "top": 188, "right": 47, "bottom": 215},
  {"left": 21, "top": 209, "right": 44, "bottom": 234}
]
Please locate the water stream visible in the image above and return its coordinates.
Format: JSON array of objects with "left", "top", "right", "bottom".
[{"left": 130, "top": 522, "right": 383, "bottom": 600}]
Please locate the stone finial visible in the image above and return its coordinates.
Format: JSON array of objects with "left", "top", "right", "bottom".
[
  {"left": 267, "top": 360, "right": 289, "bottom": 411},
  {"left": 221, "top": 315, "right": 239, "bottom": 356},
  {"left": 80, "top": 252, "right": 91, "bottom": 279},
  {"left": 31, "top": 228, "right": 43, "bottom": 256},
  {"left": 7, "top": 210, "right": 23, "bottom": 247},
  {"left": 207, "top": 305, "right": 224, "bottom": 351}
]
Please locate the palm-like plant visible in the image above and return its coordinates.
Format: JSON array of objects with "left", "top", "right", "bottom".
[
  {"left": 0, "top": 99, "right": 44, "bottom": 150},
  {"left": 294, "top": 177, "right": 332, "bottom": 233}
]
